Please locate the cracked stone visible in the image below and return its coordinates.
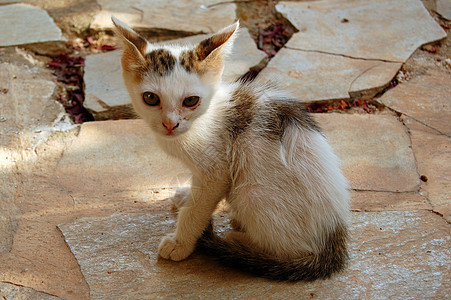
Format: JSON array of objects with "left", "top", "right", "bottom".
[
  {"left": 378, "top": 70, "right": 451, "bottom": 136},
  {"left": 58, "top": 210, "right": 450, "bottom": 299},
  {"left": 0, "top": 282, "right": 62, "bottom": 299},
  {"left": 404, "top": 117, "right": 451, "bottom": 223},
  {"left": 277, "top": 0, "right": 446, "bottom": 62},
  {"left": 91, "top": 0, "right": 236, "bottom": 33},
  {"left": 350, "top": 191, "right": 430, "bottom": 212},
  {"left": 84, "top": 28, "right": 265, "bottom": 119},
  {"left": 0, "top": 4, "right": 65, "bottom": 55},
  {"left": 315, "top": 113, "right": 420, "bottom": 192},
  {"left": 258, "top": 47, "right": 401, "bottom": 102}
]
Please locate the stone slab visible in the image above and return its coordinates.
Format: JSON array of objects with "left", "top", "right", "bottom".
[
  {"left": 437, "top": 0, "right": 451, "bottom": 20},
  {"left": 84, "top": 29, "right": 265, "bottom": 119},
  {"left": 378, "top": 70, "right": 451, "bottom": 136},
  {"left": 0, "top": 282, "right": 61, "bottom": 300},
  {"left": 0, "top": 4, "right": 64, "bottom": 52},
  {"left": 258, "top": 48, "right": 401, "bottom": 102},
  {"left": 277, "top": 0, "right": 446, "bottom": 62},
  {"left": 316, "top": 113, "right": 420, "bottom": 192},
  {"left": 405, "top": 117, "right": 451, "bottom": 223},
  {"left": 91, "top": 0, "right": 236, "bottom": 33},
  {"left": 350, "top": 190, "right": 430, "bottom": 212},
  {"left": 54, "top": 119, "right": 191, "bottom": 196},
  {"left": 58, "top": 210, "right": 450, "bottom": 299}
]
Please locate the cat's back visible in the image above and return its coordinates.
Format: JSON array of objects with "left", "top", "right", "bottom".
[{"left": 225, "top": 78, "right": 320, "bottom": 143}]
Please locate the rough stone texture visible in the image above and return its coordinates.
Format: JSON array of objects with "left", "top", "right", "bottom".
[
  {"left": 404, "top": 116, "right": 451, "bottom": 223},
  {"left": 315, "top": 113, "right": 420, "bottom": 192},
  {"left": 437, "top": 0, "right": 451, "bottom": 20},
  {"left": 0, "top": 282, "right": 62, "bottom": 300},
  {"left": 0, "top": 57, "right": 89, "bottom": 299},
  {"left": 58, "top": 210, "right": 450, "bottom": 299},
  {"left": 378, "top": 70, "right": 451, "bottom": 136},
  {"left": 84, "top": 28, "right": 265, "bottom": 119},
  {"left": 0, "top": 4, "right": 65, "bottom": 54},
  {"left": 277, "top": 0, "right": 447, "bottom": 62},
  {"left": 91, "top": 0, "right": 236, "bottom": 33},
  {"left": 0, "top": 61, "right": 66, "bottom": 255},
  {"left": 258, "top": 48, "right": 401, "bottom": 101},
  {"left": 350, "top": 191, "right": 431, "bottom": 212},
  {"left": 54, "top": 119, "right": 191, "bottom": 195}
]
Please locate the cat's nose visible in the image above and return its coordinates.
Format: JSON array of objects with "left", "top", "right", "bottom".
[{"left": 162, "top": 122, "right": 179, "bottom": 131}]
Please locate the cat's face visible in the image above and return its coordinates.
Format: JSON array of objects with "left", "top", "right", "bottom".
[{"left": 113, "top": 17, "right": 238, "bottom": 138}]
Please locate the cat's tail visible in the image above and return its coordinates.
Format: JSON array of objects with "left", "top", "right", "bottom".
[{"left": 196, "top": 223, "right": 348, "bottom": 282}]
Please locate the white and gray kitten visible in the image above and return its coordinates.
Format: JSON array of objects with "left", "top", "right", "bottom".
[{"left": 113, "top": 17, "right": 350, "bottom": 281}]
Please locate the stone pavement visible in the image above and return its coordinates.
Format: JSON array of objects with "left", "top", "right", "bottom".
[{"left": 0, "top": 1, "right": 450, "bottom": 299}]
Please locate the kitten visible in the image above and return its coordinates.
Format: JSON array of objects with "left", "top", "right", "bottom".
[{"left": 112, "top": 17, "right": 351, "bottom": 281}]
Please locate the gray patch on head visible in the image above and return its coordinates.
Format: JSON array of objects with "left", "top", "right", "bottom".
[{"left": 144, "top": 48, "right": 176, "bottom": 76}]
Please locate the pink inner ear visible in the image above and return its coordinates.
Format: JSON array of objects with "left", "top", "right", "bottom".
[{"left": 195, "top": 23, "right": 238, "bottom": 61}]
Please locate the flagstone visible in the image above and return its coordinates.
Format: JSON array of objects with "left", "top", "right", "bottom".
[
  {"left": 315, "top": 113, "right": 420, "bottom": 192},
  {"left": 91, "top": 0, "right": 236, "bottom": 33},
  {"left": 404, "top": 117, "right": 451, "bottom": 223},
  {"left": 277, "top": 0, "right": 446, "bottom": 62},
  {"left": 437, "top": 0, "right": 451, "bottom": 20},
  {"left": 0, "top": 4, "right": 65, "bottom": 54},
  {"left": 0, "top": 282, "right": 62, "bottom": 300},
  {"left": 258, "top": 48, "right": 401, "bottom": 102},
  {"left": 378, "top": 70, "right": 451, "bottom": 136},
  {"left": 58, "top": 210, "right": 450, "bottom": 299},
  {"left": 83, "top": 28, "right": 265, "bottom": 119},
  {"left": 54, "top": 119, "right": 191, "bottom": 196}
]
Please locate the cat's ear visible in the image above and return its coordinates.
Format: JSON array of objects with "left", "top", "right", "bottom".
[
  {"left": 191, "top": 21, "right": 239, "bottom": 75},
  {"left": 111, "top": 16, "right": 147, "bottom": 73}
]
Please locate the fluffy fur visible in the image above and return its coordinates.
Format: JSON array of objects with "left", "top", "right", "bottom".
[{"left": 112, "top": 16, "right": 351, "bottom": 281}]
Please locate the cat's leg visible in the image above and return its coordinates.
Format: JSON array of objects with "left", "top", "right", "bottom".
[
  {"left": 159, "top": 176, "right": 226, "bottom": 261},
  {"left": 171, "top": 186, "right": 191, "bottom": 209}
]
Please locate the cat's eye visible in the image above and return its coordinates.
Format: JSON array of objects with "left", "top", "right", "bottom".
[
  {"left": 183, "top": 96, "right": 200, "bottom": 107},
  {"left": 142, "top": 92, "right": 160, "bottom": 106}
]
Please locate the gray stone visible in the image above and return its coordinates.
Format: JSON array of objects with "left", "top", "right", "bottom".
[
  {"left": 378, "top": 70, "right": 451, "bottom": 136},
  {"left": 84, "top": 29, "right": 265, "bottom": 119},
  {"left": 91, "top": 0, "right": 236, "bottom": 33},
  {"left": 54, "top": 119, "right": 191, "bottom": 196},
  {"left": 315, "top": 113, "right": 420, "bottom": 192},
  {"left": 0, "top": 4, "right": 65, "bottom": 54},
  {"left": 437, "top": 0, "right": 451, "bottom": 20},
  {"left": 58, "top": 210, "right": 450, "bottom": 299},
  {"left": 0, "top": 282, "right": 61, "bottom": 300},
  {"left": 258, "top": 48, "right": 401, "bottom": 102},
  {"left": 277, "top": 0, "right": 446, "bottom": 62}
]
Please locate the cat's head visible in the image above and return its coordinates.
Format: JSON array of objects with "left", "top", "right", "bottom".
[{"left": 112, "top": 17, "right": 239, "bottom": 138}]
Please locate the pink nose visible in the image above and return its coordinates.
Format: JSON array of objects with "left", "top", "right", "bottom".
[{"left": 162, "top": 122, "right": 179, "bottom": 131}]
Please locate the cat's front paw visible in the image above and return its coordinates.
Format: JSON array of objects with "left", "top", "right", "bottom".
[{"left": 158, "top": 233, "right": 194, "bottom": 261}]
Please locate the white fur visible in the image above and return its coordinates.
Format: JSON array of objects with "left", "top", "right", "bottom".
[{"left": 116, "top": 20, "right": 350, "bottom": 262}]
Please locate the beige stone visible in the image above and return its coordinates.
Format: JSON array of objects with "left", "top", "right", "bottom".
[
  {"left": 58, "top": 210, "right": 450, "bottom": 299},
  {"left": 84, "top": 29, "right": 265, "bottom": 119},
  {"left": 350, "top": 190, "right": 430, "bottom": 212},
  {"left": 404, "top": 117, "right": 451, "bottom": 223},
  {"left": 277, "top": 0, "right": 446, "bottom": 62},
  {"left": 54, "top": 120, "right": 191, "bottom": 196},
  {"left": 378, "top": 70, "right": 451, "bottom": 136},
  {"left": 0, "top": 4, "right": 65, "bottom": 54},
  {"left": 315, "top": 113, "right": 420, "bottom": 192},
  {"left": 0, "top": 282, "right": 61, "bottom": 299},
  {"left": 437, "top": 0, "right": 451, "bottom": 20},
  {"left": 258, "top": 48, "right": 401, "bottom": 102},
  {"left": 91, "top": 0, "right": 236, "bottom": 33}
]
